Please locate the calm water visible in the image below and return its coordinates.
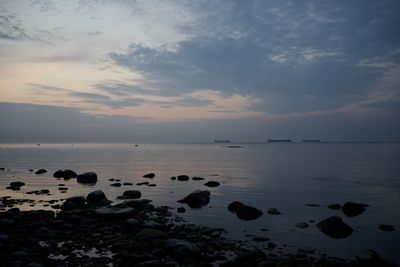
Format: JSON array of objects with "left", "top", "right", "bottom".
[{"left": 1, "top": 143, "right": 399, "bottom": 263}]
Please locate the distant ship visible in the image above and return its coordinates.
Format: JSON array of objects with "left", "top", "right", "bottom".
[
  {"left": 302, "top": 139, "right": 321, "bottom": 143},
  {"left": 214, "top": 139, "right": 231, "bottom": 143},
  {"left": 267, "top": 138, "right": 292, "bottom": 143}
]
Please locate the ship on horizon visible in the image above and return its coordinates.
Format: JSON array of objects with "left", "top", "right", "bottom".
[{"left": 267, "top": 138, "right": 292, "bottom": 143}]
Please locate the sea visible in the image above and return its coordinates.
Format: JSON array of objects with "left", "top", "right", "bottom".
[{"left": 0, "top": 142, "right": 399, "bottom": 264}]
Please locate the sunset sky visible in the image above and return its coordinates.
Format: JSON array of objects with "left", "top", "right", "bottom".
[{"left": 1, "top": 0, "right": 399, "bottom": 142}]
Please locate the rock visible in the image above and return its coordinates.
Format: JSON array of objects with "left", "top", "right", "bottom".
[
  {"left": 177, "top": 175, "right": 189, "bottom": 181},
  {"left": 0, "top": 167, "right": 5, "bottom": 171},
  {"left": 86, "top": 190, "right": 111, "bottom": 207},
  {"left": 136, "top": 260, "right": 176, "bottom": 267},
  {"left": 296, "top": 222, "right": 309, "bottom": 228},
  {"left": 143, "top": 173, "right": 155, "bottom": 178},
  {"left": 177, "top": 207, "right": 186, "bottom": 213},
  {"left": 177, "top": 190, "right": 210, "bottom": 208},
  {"left": 77, "top": 172, "right": 97, "bottom": 184},
  {"left": 147, "top": 183, "right": 157, "bottom": 187},
  {"left": 204, "top": 181, "right": 220, "bottom": 187},
  {"left": 63, "top": 169, "right": 78, "bottom": 179},
  {"left": 136, "top": 182, "right": 150, "bottom": 186},
  {"left": 126, "top": 218, "right": 140, "bottom": 226},
  {"left": 166, "top": 238, "right": 201, "bottom": 259},
  {"left": 317, "top": 216, "right": 353, "bottom": 239},
  {"left": 327, "top": 203, "right": 341, "bottom": 210},
  {"left": 135, "top": 229, "right": 167, "bottom": 241},
  {"left": 228, "top": 201, "right": 245, "bottom": 212},
  {"left": 53, "top": 170, "right": 64, "bottom": 178},
  {"left": 170, "top": 176, "right": 176, "bottom": 180},
  {"left": 58, "top": 187, "right": 68, "bottom": 190},
  {"left": 252, "top": 236, "right": 270, "bottom": 242},
  {"left": 342, "top": 202, "right": 367, "bottom": 217},
  {"left": 267, "top": 242, "right": 277, "bottom": 249},
  {"left": 122, "top": 190, "right": 142, "bottom": 199},
  {"left": 123, "top": 182, "right": 133, "bottom": 185},
  {"left": 237, "top": 205, "right": 263, "bottom": 220},
  {"left": 305, "top": 203, "right": 320, "bottom": 207},
  {"left": 95, "top": 207, "right": 136, "bottom": 219},
  {"left": 354, "top": 249, "right": 395, "bottom": 267},
  {"left": 9, "top": 181, "right": 25, "bottom": 190},
  {"left": 39, "top": 189, "right": 50, "bottom": 194},
  {"left": 35, "top": 169, "right": 47, "bottom": 174},
  {"left": 379, "top": 224, "right": 395, "bottom": 232},
  {"left": 192, "top": 176, "right": 205, "bottom": 181},
  {"left": 110, "top": 182, "right": 122, "bottom": 187},
  {"left": 267, "top": 208, "right": 281, "bottom": 215},
  {"left": 60, "top": 196, "right": 86, "bottom": 211}
]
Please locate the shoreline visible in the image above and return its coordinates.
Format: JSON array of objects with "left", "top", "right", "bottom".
[{"left": 0, "top": 193, "right": 396, "bottom": 267}]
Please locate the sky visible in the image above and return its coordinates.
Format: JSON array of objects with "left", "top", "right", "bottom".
[{"left": 0, "top": 0, "right": 399, "bottom": 142}]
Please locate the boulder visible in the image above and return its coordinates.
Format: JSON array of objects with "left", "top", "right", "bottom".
[
  {"left": 35, "top": 169, "right": 47, "bottom": 175},
  {"left": 177, "top": 190, "right": 210, "bottom": 208},
  {"left": 170, "top": 176, "right": 176, "bottom": 180},
  {"left": 342, "top": 202, "right": 367, "bottom": 217},
  {"left": 177, "top": 175, "right": 189, "bottom": 181},
  {"left": 327, "top": 203, "right": 341, "bottom": 210},
  {"left": 122, "top": 190, "right": 142, "bottom": 199},
  {"left": 354, "top": 249, "right": 395, "bottom": 267},
  {"left": 95, "top": 207, "right": 136, "bottom": 219},
  {"left": 53, "top": 170, "right": 64, "bottom": 178},
  {"left": 110, "top": 182, "right": 122, "bottom": 187},
  {"left": 267, "top": 208, "right": 281, "bottom": 215},
  {"left": 135, "top": 229, "right": 167, "bottom": 241},
  {"left": 228, "top": 201, "right": 245, "bottom": 212},
  {"left": 317, "top": 216, "right": 353, "bottom": 239},
  {"left": 77, "top": 172, "right": 97, "bottom": 184},
  {"left": 86, "top": 190, "right": 111, "bottom": 207},
  {"left": 143, "top": 173, "right": 155, "bottom": 178},
  {"left": 9, "top": 181, "right": 25, "bottom": 190},
  {"left": 237, "top": 205, "right": 263, "bottom": 220},
  {"left": 60, "top": 196, "right": 86, "bottom": 211},
  {"left": 166, "top": 239, "right": 201, "bottom": 259},
  {"left": 192, "top": 176, "right": 205, "bottom": 181},
  {"left": 204, "top": 181, "right": 220, "bottom": 187},
  {"left": 63, "top": 169, "right": 78, "bottom": 179}
]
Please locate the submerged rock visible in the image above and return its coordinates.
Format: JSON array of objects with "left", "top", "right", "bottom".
[
  {"left": 327, "top": 203, "right": 341, "bottom": 210},
  {"left": 204, "top": 181, "right": 220, "bottom": 187},
  {"left": 177, "top": 190, "right": 210, "bottom": 208},
  {"left": 143, "top": 173, "right": 155, "bottom": 178},
  {"left": 296, "top": 222, "right": 309, "bottom": 228},
  {"left": 35, "top": 169, "right": 47, "bottom": 175},
  {"left": 77, "top": 172, "right": 97, "bottom": 184},
  {"left": 237, "top": 205, "right": 263, "bottom": 220},
  {"left": 342, "top": 202, "right": 367, "bottom": 217},
  {"left": 317, "top": 216, "right": 353, "bottom": 239},
  {"left": 177, "top": 175, "right": 189, "bottom": 181},
  {"left": 267, "top": 208, "right": 281, "bottom": 215},
  {"left": 379, "top": 224, "right": 395, "bottom": 232}
]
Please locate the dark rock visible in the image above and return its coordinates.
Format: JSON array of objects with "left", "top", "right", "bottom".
[
  {"left": 177, "top": 175, "right": 189, "bottom": 181},
  {"left": 35, "top": 169, "right": 47, "bottom": 175},
  {"left": 267, "top": 242, "right": 277, "bottom": 249},
  {"left": 228, "top": 201, "right": 245, "bottom": 212},
  {"left": 63, "top": 169, "right": 78, "bottom": 179},
  {"left": 192, "top": 176, "right": 205, "bottom": 181},
  {"left": 9, "top": 181, "right": 25, "bottom": 190},
  {"left": 354, "top": 249, "right": 395, "bottom": 267},
  {"left": 122, "top": 190, "right": 142, "bottom": 199},
  {"left": 60, "top": 196, "right": 86, "bottom": 211},
  {"left": 77, "top": 172, "right": 97, "bottom": 184},
  {"left": 86, "top": 190, "right": 111, "bottom": 207},
  {"left": 379, "top": 224, "right": 395, "bottom": 232},
  {"left": 95, "top": 207, "right": 135, "bottom": 219},
  {"left": 143, "top": 173, "right": 155, "bottom": 178},
  {"left": 53, "top": 170, "right": 64, "bottom": 178},
  {"left": 342, "top": 202, "right": 367, "bottom": 217},
  {"left": 267, "top": 208, "right": 281, "bottom": 215},
  {"left": 123, "top": 182, "right": 133, "bottom": 185},
  {"left": 135, "top": 229, "right": 167, "bottom": 241},
  {"left": 252, "top": 236, "right": 270, "bottom": 242},
  {"left": 306, "top": 203, "right": 320, "bottom": 207},
  {"left": 328, "top": 203, "right": 341, "bottom": 210},
  {"left": 147, "top": 183, "right": 157, "bottom": 187},
  {"left": 166, "top": 238, "right": 201, "bottom": 259},
  {"left": 170, "top": 176, "right": 176, "bottom": 180},
  {"left": 177, "top": 190, "right": 210, "bottom": 208},
  {"left": 136, "top": 182, "right": 150, "bottom": 186},
  {"left": 317, "top": 216, "right": 353, "bottom": 239},
  {"left": 39, "top": 189, "right": 50, "bottom": 194},
  {"left": 237, "top": 205, "right": 263, "bottom": 220},
  {"left": 204, "top": 181, "right": 220, "bottom": 187},
  {"left": 109, "top": 178, "right": 115, "bottom": 181},
  {"left": 296, "top": 222, "right": 309, "bottom": 228},
  {"left": 58, "top": 187, "right": 68, "bottom": 190},
  {"left": 177, "top": 207, "right": 186, "bottom": 213},
  {"left": 0, "top": 167, "right": 5, "bottom": 171},
  {"left": 110, "top": 182, "right": 122, "bottom": 187}
]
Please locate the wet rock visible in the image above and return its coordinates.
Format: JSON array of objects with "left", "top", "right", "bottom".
[
  {"left": 0, "top": 167, "right": 5, "bottom": 171},
  {"left": 328, "top": 203, "right": 341, "bottom": 210},
  {"left": 9, "top": 181, "right": 25, "bottom": 190},
  {"left": 123, "top": 182, "right": 133, "bottom": 185},
  {"left": 177, "top": 190, "right": 210, "bottom": 208},
  {"left": 204, "top": 181, "right": 220, "bottom": 187},
  {"left": 122, "top": 190, "right": 142, "bottom": 199},
  {"left": 267, "top": 208, "right": 281, "bottom": 215},
  {"left": 170, "top": 176, "right": 176, "bottom": 180},
  {"left": 58, "top": 187, "right": 68, "bottom": 190},
  {"left": 136, "top": 260, "right": 176, "bottom": 267},
  {"left": 317, "top": 216, "right": 353, "bottom": 239},
  {"left": 379, "top": 224, "right": 395, "bottom": 232},
  {"left": 77, "top": 172, "right": 97, "bottom": 184},
  {"left": 296, "top": 222, "right": 309, "bottom": 228},
  {"left": 143, "top": 173, "right": 155, "bottom": 178},
  {"left": 126, "top": 218, "right": 140, "bottom": 226},
  {"left": 342, "top": 202, "right": 367, "bottom": 217},
  {"left": 63, "top": 169, "right": 78, "bottom": 179},
  {"left": 135, "top": 229, "right": 167, "bottom": 241},
  {"left": 237, "top": 205, "right": 263, "bottom": 220},
  {"left": 267, "top": 242, "right": 277, "bottom": 249},
  {"left": 252, "top": 236, "right": 270, "bottom": 242},
  {"left": 166, "top": 238, "right": 201, "bottom": 259},
  {"left": 53, "top": 170, "right": 64, "bottom": 178},
  {"left": 35, "top": 169, "right": 47, "bottom": 175},
  {"left": 192, "top": 176, "right": 205, "bottom": 181},
  {"left": 354, "top": 249, "right": 395, "bottom": 267},
  {"left": 147, "top": 183, "right": 157, "bottom": 187},
  {"left": 95, "top": 207, "right": 136, "bottom": 219},
  {"left": 305, "top": 203, "right": 320, "bottom": 207},
  {"left": 177, "top": 175, "right": 189, "bottom": 181},
  {"left": 177, "top": 207, "right": 186, "bottom": 213},
  {"left": 86, "top": 190, "right": 111, "bottom": 207},
  {"left": 110, "top": 182, "right": 122, "bottom": 187},
  {"left": 228, "top": 201, "right": 245, "bottom": 212},
  {"left": 60, "top": 196, "right": 86, "bottom": 211}
]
